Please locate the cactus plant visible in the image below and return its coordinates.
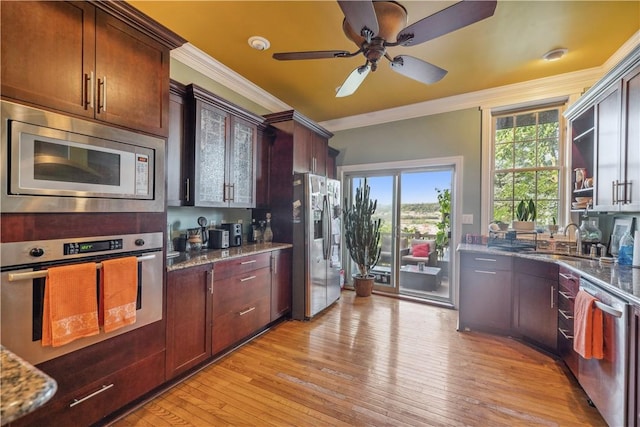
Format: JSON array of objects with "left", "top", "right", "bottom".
[{"left": 343, "top": 178, "right": 382, "bottom": 279}]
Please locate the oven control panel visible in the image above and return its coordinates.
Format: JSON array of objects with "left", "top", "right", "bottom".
[{"left": 64, "top": 239, "right": 124, "bottom": 255}]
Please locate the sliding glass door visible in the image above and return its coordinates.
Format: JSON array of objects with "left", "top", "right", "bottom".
[{"left": 344, "top": 167, "right": 453, "bottom": 305}]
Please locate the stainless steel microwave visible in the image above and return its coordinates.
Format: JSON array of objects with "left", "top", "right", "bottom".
[{"left": 1, "top": 101, "right": 165, "bottom": 213}]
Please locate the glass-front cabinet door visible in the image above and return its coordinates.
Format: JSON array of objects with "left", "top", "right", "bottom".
[
  {"left": 229, "top": 117, "right": 256, "bottom": 208},
  {"left": 194, "top": 100, "right": 228, "bottom": 207}
]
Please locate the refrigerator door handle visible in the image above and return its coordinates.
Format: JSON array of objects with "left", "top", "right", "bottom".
[{"left": 322, "top": 195, "right": 329, "bottom": 260}]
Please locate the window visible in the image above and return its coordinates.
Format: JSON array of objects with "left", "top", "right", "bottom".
[{"left": 491, "top": 106, "right": 563, "bottom": 225}]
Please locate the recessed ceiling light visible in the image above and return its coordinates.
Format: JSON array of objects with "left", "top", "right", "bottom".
[
  {"left": 248, "top": 36, "right": 270, "bottom": 51},
  {"left": 542, "top": 48, "right": 568, "bottom": 62}
]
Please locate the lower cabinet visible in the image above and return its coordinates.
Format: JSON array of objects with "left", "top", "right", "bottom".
[
  {"left": 212, "top": 253, "right": 272, "bottom": 355},
  {"left": 165, "top": 264, "right": 213, "bottom": 379},
  {"left": 459, "top": 253, "right": 512, "bottom": 333},
  {"left": 512, "top": 258, "right": 559, "bottom": 352},
  {"left": 557, "top": 266, "right": 579, "bottom": 377},
  {"left": 13, "top": 323, "right": 165, "bottom": 426},
  {"left": 271, "top": 248, "right": 292, "bottom": 321}
]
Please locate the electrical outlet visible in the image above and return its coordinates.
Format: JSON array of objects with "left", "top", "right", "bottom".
[{"left": 462, "top": 214, "right": 474, "bottom": 224}]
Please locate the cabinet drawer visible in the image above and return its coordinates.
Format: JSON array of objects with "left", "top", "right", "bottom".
[
  {"left": 14, "top": 351, "right": 164, "bottom": 427},
  {"left": 215, "top": 252, "right": 271, "bottom": 281},
  {"left": 213, "top": 267, "right": 271, "bottom": 314},
  {"left": 558, "top": 267, "right": 579, "bottom": 294},
  {"left": 212, "top": 294, "right": 271, "bottom": 354},
  {"left": 461, "top": 253, "right": 512, "bottom": 271}
]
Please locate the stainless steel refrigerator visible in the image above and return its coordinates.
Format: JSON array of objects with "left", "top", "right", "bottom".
[{"left": 292, "top": 173, "right": 342, "bottom": 320}]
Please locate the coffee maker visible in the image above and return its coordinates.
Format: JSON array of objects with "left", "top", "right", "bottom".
[{"left": 221, "top": 223, "right": 242, "bottom": 247}]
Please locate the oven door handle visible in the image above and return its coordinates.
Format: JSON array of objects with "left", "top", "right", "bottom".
[
  {"left": 6, "top": 254, "right": 156, "bottom": 282},
  {"left": 580, "top": 287, "right": 624, "bottom": 318}
]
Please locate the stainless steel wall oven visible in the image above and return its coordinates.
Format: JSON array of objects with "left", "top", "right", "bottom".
[
  {"left": 0, "top": 232, "right": 163, "bottom": 365},
  {"left": 1, "top": 100, "right": 165, "bottom": 213}
]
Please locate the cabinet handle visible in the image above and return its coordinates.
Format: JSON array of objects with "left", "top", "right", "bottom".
[
  {"left": 474, "top": 270, "right": 496, "bottom": 275},
  {"left": 550, "top": 286, "right": 555, "bottom": 309},
  {"left": 69, "top": 383, "right": 114, "bottom": 408},
  {"left": 240, "top": 275, "right": 256, "bottom": 282},
  {"left": 241, "top": 260, "right": 257, "bottom": 265},
  {"left": 474, "top": 257, "right": 497, "bottom": 262},
  {"left": 84, "top": 71, "right": 94, "bottom": 109},
  {"left": 559, "top": 309, "right": 574, "bottom": 320},
  {"left": 98, "top": 76, "right": 107, "bottom": 112},
  {"left": 229, "top": 183, "right": 235, "bottom": 202},
  {"left": 558, "top": 290, "right": 574, "bottom": 300},
  {"left": 185, "top": 178, "right": 190, "bottom": 202},
  {"left": 612, "top": 180, "right": 617, "bottom": 204},
  {"left": 558, "top": 328, "right": 574, "bottom": 340},
  {"left": 223, "top": 183, "right": 228, "bottom": 202},
  {"left": 271, "top": 255, "right": 277, "bottom": 275},
  {"left": 625, "top": 181, "right": 632, "bottom": 204},
  {"left": 207, "top": 270, "right": 214, "bottom": 294},
  {"left": 239, "top": 306, "right": 256, "bottom": 316},
  {"left": 559, "top": 273, "right": 576, "bottom": 282}
]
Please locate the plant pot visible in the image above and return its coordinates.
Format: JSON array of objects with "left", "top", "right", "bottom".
[
  {"left": 512, "top": 221, "right": 535, "bottom": 231},
  {"left": 353, "top": 274, "right": 375, "bottom": 297}
]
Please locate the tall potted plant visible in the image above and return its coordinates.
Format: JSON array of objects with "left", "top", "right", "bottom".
[
  {"left": 343, "top": 179, "right": 382, "bottom": 297},
  {"left": 512, "top": 198, "right": 536, "bottom": 231}
]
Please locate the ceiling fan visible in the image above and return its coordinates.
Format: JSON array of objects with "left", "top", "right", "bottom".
[{"left": 273, "top": 0, "right": 497, "bottom": 97}]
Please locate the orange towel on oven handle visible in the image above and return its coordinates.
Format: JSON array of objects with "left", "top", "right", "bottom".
[
  {"left": 573, "top": 289, "right": 604, "bottom": 360},
  {"left": 100, "top": 256, "right": 138, "bottom": 333},
  {"left": 42, "top": 263, "right": 100, "bottom": 347}
]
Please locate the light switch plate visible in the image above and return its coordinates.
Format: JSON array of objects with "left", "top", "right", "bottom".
[{"left": 462, "top": 214, "right": 474, "bottom": 224}]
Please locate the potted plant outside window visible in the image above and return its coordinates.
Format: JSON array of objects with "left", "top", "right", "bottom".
[{"left": 343, "top": 179, "right": 382, "bottom": 297}]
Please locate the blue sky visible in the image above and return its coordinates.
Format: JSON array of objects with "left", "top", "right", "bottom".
[{"left": 354, "top": 170, "right": 452, "bottom": 205}]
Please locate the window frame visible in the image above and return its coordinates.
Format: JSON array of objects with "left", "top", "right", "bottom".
[{"left": 481, "top": 100, "right": 571, "bottom": 233}]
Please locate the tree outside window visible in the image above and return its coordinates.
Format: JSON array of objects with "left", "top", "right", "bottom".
[{"left": 492, "top": 108, "right": 561, "bottom": 226}]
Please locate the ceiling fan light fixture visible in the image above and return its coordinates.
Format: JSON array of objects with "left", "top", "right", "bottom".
[
  {"left": 542, "top": 48, "right": 568, "bottom": 62},
  {"left": 248, "top": 36, "right": 270, "bottom": 51}
]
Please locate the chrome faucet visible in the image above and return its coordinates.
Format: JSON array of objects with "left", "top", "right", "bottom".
[{"left": 564, "top": 223, "right": 582, "bottom": 255}]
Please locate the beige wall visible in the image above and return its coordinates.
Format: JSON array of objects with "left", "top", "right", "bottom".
[{"left": 330, "top": 108, "right": 483, "bottom": 235}]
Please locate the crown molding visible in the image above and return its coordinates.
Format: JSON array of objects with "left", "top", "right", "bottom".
[
  {"left": 171, "top": 43, "right": 291, "bottom": 113},
  {"left": 172, "top": 32, "right": 639, "bottom": 133}
]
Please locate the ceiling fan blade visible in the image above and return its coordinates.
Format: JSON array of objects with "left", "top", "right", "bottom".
[
  {"left": 336, "top": 65, "right": 371, "bottom": 98},
  {"left": 273, "top": 50, "right": 352, "bottom": 60},
  {"left": 397, "top": 0, "right": 497, "bottom": 46},
  {"left": 338, "top": 0, "right": 379, "bottom": 39},
  {"left": 389, "top": 55, "right": 447, "bottom": 85}
]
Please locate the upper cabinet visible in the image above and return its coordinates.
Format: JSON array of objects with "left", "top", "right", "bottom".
[
  {"left": 0, "top": 1, "right": 184, "bottom": 137},
  {"left": 566, "top": 46, "right": 640, "bottom": 212},
  {"left": 265, "top": 110, "right": 333, "bottom": 177},
  {"left": 181, "top": 84, "right": 265, "bottom": 208}
]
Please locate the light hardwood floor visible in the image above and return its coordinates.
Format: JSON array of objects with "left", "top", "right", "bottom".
[{"left": 113, "top": 291, "right": 605, "bottom": 426}]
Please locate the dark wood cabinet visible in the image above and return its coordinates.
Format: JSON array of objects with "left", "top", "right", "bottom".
[
  {"left": 512, "top": 258, "right": 559, "bottom": 352},
  {"left": 183, "top": 84, "right": 264, "bottom": 208},
  {"left": 167, "top": 80, "right": 187, "bottom": 206},
  {"left": 212, "top": 253, "right": 272, "bottom": 354},
  {"left": 165, "top": 264, "right": 213, "bottom": 379},
  {"left": 271, "top": 248, "right": 292, "bottom": 321},
  {"left": 12, "top": 322, "right": 165, "bottom": 426},
  {"left": 557, "top": 266, "right": 579, "bottom": 377},
  {"left": 459, "top": 253, "right": 512, "bottom": 334},
  {"left": 264, "top": 110, "right": 333, "bottom": 243},
  {"left": 0, "top": 1, "right": 183, "bottom": 137},
  {"left": 566, "top": 48, "right": 639, "bottom": 212},
  {"left": 327, "top": 146, "right": 340, "bottom": 179}
]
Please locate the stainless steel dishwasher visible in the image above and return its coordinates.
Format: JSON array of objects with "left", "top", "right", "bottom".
[{"left": 578, "top": 278, "right": 629, "bottom": 427}]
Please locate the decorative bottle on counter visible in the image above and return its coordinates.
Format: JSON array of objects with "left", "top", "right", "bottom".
[
  {"left": 618, "top": 231, "right": 634, "bottom": 266},
  {"left": 579, "top": 219, "right": 601, "bottom": 254},
  {"left": 263, "top": 213, "right": 273, "bottom": 243}
]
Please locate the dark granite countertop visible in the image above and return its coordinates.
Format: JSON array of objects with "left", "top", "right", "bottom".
[
  {"left": 167, "top": 242, "right": 293, "bottom": 272},
  {"left": 458, "top": 243, "right": 640, "bottom": 306},
  {"left": 0, "top": 346, "right": 57, "bottom": 425}
]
